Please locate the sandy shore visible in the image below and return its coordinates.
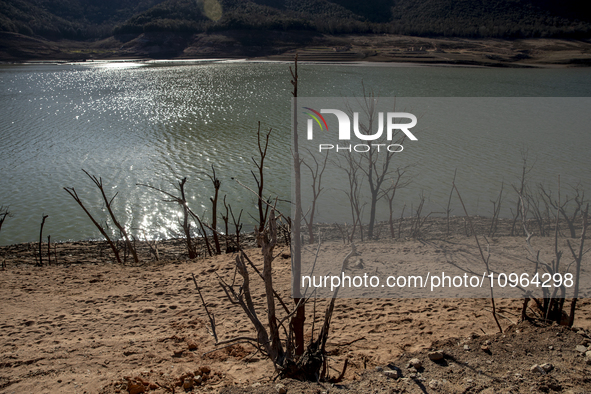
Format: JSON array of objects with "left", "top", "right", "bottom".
[{"left": 1, "top": 216, "right": 590, "bottom": 393}]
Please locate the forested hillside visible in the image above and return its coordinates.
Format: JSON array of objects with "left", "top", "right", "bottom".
[
  {"left": 1, "top": 0, "right": 590, "bottom": 41},
  {"left": 0, "top": 0, "right": 166, "bottom": 39}
]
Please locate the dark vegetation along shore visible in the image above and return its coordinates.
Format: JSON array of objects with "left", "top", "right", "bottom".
[{"left": 1, "top": 0, "right": 591, "bottom": 65}]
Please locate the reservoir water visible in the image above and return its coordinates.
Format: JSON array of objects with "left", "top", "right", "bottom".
[{"left": 1, "top": 60, "right": 590, "bottom": 245}]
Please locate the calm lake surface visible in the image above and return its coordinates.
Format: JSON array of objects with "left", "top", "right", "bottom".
[{"left": 1, "top": 60, "right": 590, "bottom": 245}]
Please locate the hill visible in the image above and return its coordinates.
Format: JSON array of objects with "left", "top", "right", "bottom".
[
  {"left": 1, "top": 0, "right": 591, "bottom": 41},
  {"left": 0, "top": 0, "right": 166, "bottom": 39},
  {"left": 113, "top": 0, "right": 591, "bottom": 38},
  {"left": 2, "top": 0, "right": 591, "bottom": 62}
]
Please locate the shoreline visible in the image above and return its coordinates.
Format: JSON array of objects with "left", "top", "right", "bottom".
[
  {"left": 1, "top": 215, "right": 586, "bottom": 265},
  {"left": 2, "top": 31, "right": 591, "bottom": 67}
]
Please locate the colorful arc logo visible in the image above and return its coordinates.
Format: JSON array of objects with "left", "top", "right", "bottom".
[{"left": 303, "top": 107, "right": 328, "bottom": 131}]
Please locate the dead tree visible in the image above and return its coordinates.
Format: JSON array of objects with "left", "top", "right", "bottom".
[
  {"left": 47, "top": 235, "right": 51, "bottom": 265},
  {"left": 138, "top": 178, "right": 212, "bottom": 258},
  {"left": 204, "top": 165, "right": 222, "bottom": 255},
  {"left": 221, "top": 195, "right": 231, "bottom": 252},
  {"left": 409, "top": 192, "right": 434, "bottom": 238},
  {"left": 488, "top": 182, "right": 504, "bottom": 237},
  {"left": 141, "top": 230, "right": 160, "bottom": 261},
  {"left": 290, "top": 54, "right": 306, "bottom": 358},
  {"left": 252, "top": 122, "right": 272, "bottom": 233},
  {"left": 444, "top": 170, "right": 458, "bottom": 236},
  {"left": 352, "top": 93, "right": 406, "bottom": 239},
  {"left": 222, "top": 196, "right": 243, "bottom": 253},
  {"left": 200, "top": 209, "right": 353, "bottom": 380},
  {"left": 140, "top": 177, "right": 197, "bottom": 258},
  {"left": 0, "top": 205, "right": 10, "bottom": 236},
  {"left": 528, "top": 186, "right": 550, "bottom": 237},
  {"left": 519, "top": 178, "right": 574, "bottom": 324},
  {"left": 338, "top": 152, "right": 366, "bottom": 242},
  {"left": 454, "top": 183, "right": 503, "bottom": 333},
  {"left": 567, "top": 203, "right": 589, "bottom": 326},
  {"left": 510, "top": 150, "right": 533, "bottom": 236},
  {"left": 383, "top": 167, "right": 411, "bottom": 239},
  {"left": 178, "top": 177, "right": 197, "bottom": 258},
  {"left": 539, "top": 183, "right": 587, "bottom": 239},
  {"left": 216, "top": 210, "right": 287, "bottom": 370},
  {"left": 37, "top": 214, "right": 48, "bottom": 267},
  {"left": 301, "top": 149, "right": 329, "bottom": 244},
  {"left": 81, "top": 170, "right": 139, "bottom": 265},
  {"left": 64, "top": 187, "right": 122, "bottom": 264}
]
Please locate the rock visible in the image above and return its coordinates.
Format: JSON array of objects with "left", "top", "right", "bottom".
[
  {"left": 429, "top": 379, "right": 440, "bottom": 389},
  {"left": 548, "top": 346, "right": 554, "bottom": 350},
  {"left": 251, "top": 383, "right": 262, "bottom": 388},
  {"left": 481, "top": 345, "right": 490, "bottom": 352},
  {"left": 540, "top": 363, "right": 553, "bottom": 373},
  {"left": 127, "top": 381, "right": 145, "bottom": 394},
  {"left": 409, "top": 358, "right": 422, "bottom": 369},
  {"left": 428, "top": 351, "right": 444, "bottom": 361},
  {"left": 182, "top": 378, "right": 194, "bottom": 390},
  {"left": 576, "top": 345, "right": 588, "bottom": 353},
  {"left": 384, "top": 370, "right": 399, "bottom": 379},
  {"left": 195, "top": 375, "right": 202, "bottom": 384},
  {"left": 464, "top": 345, "right": 470, "bottom": 351},
  {"left": 276, "top": 383, "right": 287, "bottom": 394},
  {"left": 187, "top": 340, "right": 198, "bottom": 351},
  {"left": 530, "top": 364, "right": 545, "bottom": 374},
  {"left": 586, "top": 357, "right": 591, "bottom": 366},
  {"left": 200, "top": 366, "right": 211, "bottom": 375}
]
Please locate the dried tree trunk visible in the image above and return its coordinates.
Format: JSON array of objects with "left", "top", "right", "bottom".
[
  {"left": 256, "top": 210, "right": 285, "bottom": 364},
  {"left": 82, "top": 170, "right": 139, "bottom": 265},
  {"left": 567, "top": 203, "right": 589, "bottom": 326},
  {"left": 37, "top": 214, "right": 48, "bottom": 267},
  {"left": 290, "top": 54, "right": 306, "bottom": 357},
  {"left": 178, "top": 178, "right": 197, "bottom": 259},
  {"left": 64, "top": 187, "right": 122, "bottom": 264}
]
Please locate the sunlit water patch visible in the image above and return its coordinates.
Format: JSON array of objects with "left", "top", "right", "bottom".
[{"left": 1, "top": 61, "right": 590, "bottom": 245}]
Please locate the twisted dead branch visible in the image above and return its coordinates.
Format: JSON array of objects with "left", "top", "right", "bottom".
[
  {"left": 82, "top": 169, "right": 139, "bottom": 264},
  {"left": 64, "top": 186, "right": 122, "bottom": 264},
  {"left": 453, "top": 182, "right": 503, "bottom": 334}
]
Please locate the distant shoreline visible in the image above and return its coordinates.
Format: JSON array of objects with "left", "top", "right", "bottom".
[{"left": 2, "top": 31, "right": 591, "bottom": 67}]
